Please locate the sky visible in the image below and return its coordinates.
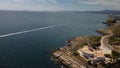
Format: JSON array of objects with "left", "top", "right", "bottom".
[{"left": 0, "top": 0, "right": 120, "bottom": 11}]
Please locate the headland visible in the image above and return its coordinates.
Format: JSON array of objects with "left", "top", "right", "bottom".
[{"left": 51, "top": 14, "right": 120, "bottom": 68}]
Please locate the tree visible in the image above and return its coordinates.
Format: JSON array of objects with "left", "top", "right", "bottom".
[{"left": 112, "top": 50, "right": 120, "bottom": 57}]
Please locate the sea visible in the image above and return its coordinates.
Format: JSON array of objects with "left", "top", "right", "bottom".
[{"left": 0, "top": 11, "right": 107, "bottom": 68}]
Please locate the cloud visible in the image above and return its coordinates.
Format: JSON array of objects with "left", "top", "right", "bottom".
[
  {"left": 50, "top": 0, "right": 57, "bottom": 3},
  {"left": 41, "top": 1, "right": 47, "bottom": 3},
  {"left": 75, "top": 0, "right": 120, "bottom": 9},
  {"left": 0, "top": 0, "right": 64, "bottom": 11},
  {"left": 0, "top": 0, "right": 120, "bottom": 11}
]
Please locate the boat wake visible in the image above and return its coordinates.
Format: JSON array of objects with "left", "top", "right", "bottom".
[{"left": 0, "top": 24, "right": 63, "bottom": 38}]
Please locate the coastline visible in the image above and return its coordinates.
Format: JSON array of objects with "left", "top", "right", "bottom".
[
  {"left": 51, "top": 36, "right": 102, "bottom": 68},
  {"left": 51, "top": 36, "right": 93, "bottom": 68},
  {"left": 51, "top": 16, "right": 120, "bottom": 68}
]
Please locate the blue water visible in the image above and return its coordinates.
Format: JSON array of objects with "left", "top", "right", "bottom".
[{"left": 0, "top": 11, "right": 107, "bottom": 68}]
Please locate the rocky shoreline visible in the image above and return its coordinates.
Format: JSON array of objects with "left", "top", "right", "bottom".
[
  {"left": 51, "top": 15, "right": 120, "bottom": 68},
  {"left": 51, "top": 36, "right": 101, "bottom": 68},
  {"left": 51, "top": 29, "right": 105, "bottom": 68}
]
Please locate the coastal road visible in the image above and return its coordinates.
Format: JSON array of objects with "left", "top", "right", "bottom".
[{"left": 101, "top": 35, "right": 120, "bottom": 53}]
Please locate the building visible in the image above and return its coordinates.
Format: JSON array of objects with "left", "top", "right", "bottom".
[
  {"left": 108, "top": 14, "right": 120, "bottom": 23},
  {"left": 78, "top": 46, "right": 105, "bottom": 64}
]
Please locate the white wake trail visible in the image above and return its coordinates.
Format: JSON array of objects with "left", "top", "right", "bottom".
[{"left": 0, "top": 24, "right": 63, "bottom": 38}]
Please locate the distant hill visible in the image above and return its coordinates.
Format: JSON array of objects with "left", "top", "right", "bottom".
[{"left": 85, "top": 10, "right": 120, "bottom": 14}]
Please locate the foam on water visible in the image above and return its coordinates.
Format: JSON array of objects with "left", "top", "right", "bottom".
[{"left": 0, "top": 24, "right": 63, "bottom": 38}]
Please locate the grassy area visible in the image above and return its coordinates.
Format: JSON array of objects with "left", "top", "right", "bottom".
[
  {"left": 75, "top": 55, "right": 87, "bottom": 63},
  {"left": 109, "top": 36, "right": 120, "bottom": 45},
  {"left": 88, "top": 36, "right": 101, "bottom": 50},
  {"left": 107, "top": 24, "right": 120, "bottom": 45},
  {"left": 112, "top": 50, "right": 120, "bottom": 57},
  {"left": 79, "top": 36, "right": 101, "bottom": 48},
  {"left": 110, "top": 24, "right": 120, "bottom": 36},
  {"left": 89, "top": 36, "right": 101, "bottom": 42},
  {"left": 72, "top": 50, "right": 87, "bottom": 63}
]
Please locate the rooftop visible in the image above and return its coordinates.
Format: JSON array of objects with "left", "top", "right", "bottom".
[{"left": 80, "top": 46, "right": 105, "bottom": 57}]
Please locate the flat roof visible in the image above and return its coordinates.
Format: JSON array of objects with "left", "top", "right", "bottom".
[{"left": 81, "top": 46, "right": 105, "bottom": 57}]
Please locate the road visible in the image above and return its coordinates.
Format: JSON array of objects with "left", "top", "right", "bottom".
[{"left": 101, "top": 35, "right": 120, "bottom": 53}]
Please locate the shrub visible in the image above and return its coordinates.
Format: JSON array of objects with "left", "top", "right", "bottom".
[
  {"left": 112, "top": 50, "right": 120, "bottom": 57},
  {"left": 104, "top": 54, "right": 112, "bottom": 58}
]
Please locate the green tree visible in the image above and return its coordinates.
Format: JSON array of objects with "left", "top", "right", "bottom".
[{"left": 112, "top": 50, "right": 120, "bottom": 57}]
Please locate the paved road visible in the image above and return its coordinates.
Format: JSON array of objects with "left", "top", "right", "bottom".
[{"left": 101, "top": 35, "right": 120, "bottom": 53}]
